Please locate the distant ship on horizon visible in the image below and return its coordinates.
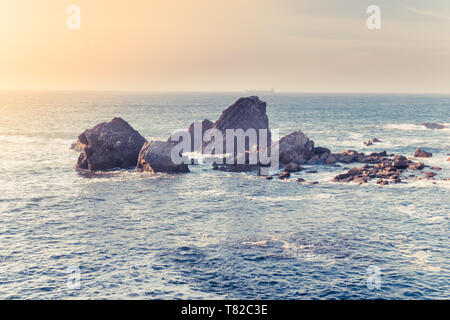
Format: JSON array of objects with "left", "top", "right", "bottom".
[{"left": 245, "top": 88, "right": 275, "bottom": 93}]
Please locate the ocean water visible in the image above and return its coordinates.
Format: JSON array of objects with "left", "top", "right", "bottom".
[{"left": 0, "top": 91, "right": 449, "bottom": 299}]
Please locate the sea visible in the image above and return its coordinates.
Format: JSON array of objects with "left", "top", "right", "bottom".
[{"left": 0, "top": 91, "right": 449, "bottom": 299}]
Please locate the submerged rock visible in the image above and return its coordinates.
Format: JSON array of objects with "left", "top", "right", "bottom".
[
  {"left": 420, "top": 123, "right": 447, "bottom": 130},
  {"left": 136, "top": 141, "right": 189, "bottom": 173},
  {"left": 75, "top": 117, "right": 147, "bottom": 171},
  {"left": 414, "top": 148, "right": 432, "bottom": 158},
  {"left": 363, "top": 138, "right": 382, "bottom": 146}
]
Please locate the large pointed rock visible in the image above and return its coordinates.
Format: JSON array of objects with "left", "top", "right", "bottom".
[
  {"left": 136, "top": 141, "right": 190, "bottom": 173},
  {"left": 213, "top": 96, "right": 271, "bottom": 153},
  {"left": 75, "top": 117, "right": 147, "bottom": 171}
]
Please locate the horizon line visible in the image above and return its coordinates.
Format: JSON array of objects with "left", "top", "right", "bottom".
[{"left": 0, "top": 89, "right": 449, "bottom": 95}]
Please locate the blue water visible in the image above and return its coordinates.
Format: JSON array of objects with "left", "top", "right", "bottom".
[{"left": 0, "top": 91, "right": 449, "bottom": 299}]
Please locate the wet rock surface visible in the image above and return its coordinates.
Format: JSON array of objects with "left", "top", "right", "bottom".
[
  {"left": 75, "top": 117, "right": 147, "bottom": 171},
  {"left": 136, "top": 141, "right": 190, "bottom": 173}
]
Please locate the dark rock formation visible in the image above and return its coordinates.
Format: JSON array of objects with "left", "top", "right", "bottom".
[
  {"left": 420, "top": 123, "right": 447, "bottom": 130},
  {"left": 75, "top": 117, "right": 147, "bottom": 171},
  {"left": 213, "top": 96, "right": 271, "bottom": 153},
  {"left": 275, "top": 131, "right": 314, "bottom": 165},
  {"left": 414, "top": 148, "right": 432, "bottom": 158},
  {"left": 136, "top": 141, "right": 189, "bottom": 173}
]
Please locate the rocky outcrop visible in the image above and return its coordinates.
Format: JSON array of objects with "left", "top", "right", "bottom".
[
  {"left": 136, "top": 141, "right": 189, "bottom": 173},
  {"left": 420, "top": 123, "right": 447, "bottom": 130},
  {"left": 213, "top": 96, "right": 271, "bottom": 153},
  {"left": 275, "top": 131, "right": 315, "bottom": 165},
  {"left": 75, "top": 117, "right": 147, "bottom": 171},
  {"left": 414, "top": 148, "right": 432, "bottom": 158},
  {"left": 331, "top": 153, "right": 436, "bottom": 185}
]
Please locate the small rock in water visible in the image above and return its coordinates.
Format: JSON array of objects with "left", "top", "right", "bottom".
[
  {"left": 376, "top": 179, "right": 389, "bottom": 186},
  {"left": 284, "top": 162, "right": 303, "bottom": 172},
  {"left": 420, "top": 122, "right": 447, "bottom": 130},
  {"left": 306, "top": 170, "right": 318, "bottom": 174},
  {"left": 266, "top": 176, "right": 273, "bottom": 180},
  {"left": 431, "top": 166, "right": 441, "bottom": 171},
  {"left": 278, "top": 171, "right": 291, "bottom": 180},
  {"left": 414, "top": 148, "right": 432, "bottom": 158},
  {"left": 409, "top": 162, "right": 424, "bottom": 170},
  {"left": 297, "top": 178, "right": 306, "bottom": 183}
]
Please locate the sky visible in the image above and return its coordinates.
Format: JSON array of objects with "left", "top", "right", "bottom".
[{"left": 0, "top": 0, "right": 449, "bottom": 93}]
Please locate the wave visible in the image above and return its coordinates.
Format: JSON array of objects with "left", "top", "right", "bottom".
[{"left": 382, "top": 123, "right": 450, "bottom": 131}]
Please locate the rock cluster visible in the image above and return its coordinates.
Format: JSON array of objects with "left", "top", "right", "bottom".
[{"left": 331, "top": 154, "right": 438, "bottom": 185}]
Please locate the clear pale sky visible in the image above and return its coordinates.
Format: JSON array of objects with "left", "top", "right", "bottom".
[{"left": 1, "top": 0, "right": 449, "bottom": 93}]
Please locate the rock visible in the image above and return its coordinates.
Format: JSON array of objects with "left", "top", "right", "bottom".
[
  {"left": 431, "top": 166, "right": 441, "bottom": 171},
  {"left": 284, "top": 162, "right": 303, "bottom": 172},
  {"left": 337, "top": 150, "right": 359, "bottom": 163},
  {"left": 70, "top": 141, "right": 83, "bottom": 152},
  {"left": 353, "top": 177, "right": 368, "bottom": 184},
  {"left": 369, "top": 151, "right": 387, "bottom": 157},
  {"left": 325, "top": 155, "right": 338, "bottom": 164},
  {"left": 278, "top": 171, "right": 291, "bottom": 180},
  {"left": 414, "top": 148, "right": 432, "bottom": 158},
  {"left": 314, "top": 147, "right": 331, "bottom": 161},
  {"left": 187, "top": 119, "right": 214, "bottom": 152},
  {"left": 448, "top": 157, "right": 450, "bottom": 162},
  {"left": 266, "top": 176, "right": 273, "bottom": 180},
  {"left": 297, "top": 178, "right": 306, "bottom": 183},
  {"left": 275, "top": 131, "right": 315, "bottom": 165},
  {"left": 332, "top": 173, "right": 353, "bottom": 182},
  {"left": 409, "top": 162, "right": 424, "bottom": 170},
  {"left": 389, "top": 175, "right": 402, "bottom": 183},
  {"left": 425, "top": 172, "right": 437, "bottom": 178},
  {"left": 347, "top": 167, "right": 363, "bottom": 176},
  {"left": 392, "top": 158, "right": 409, "bottom": 169},
  {"left": 213, "top": 96, "right": 271, "bottom": 153},
  {"left": 75, "top": 117, "right": 147, "bottom": 171},
  {"left": 306, "top": 155, "right": 320, "bottom": 165},
  {"left": 306, "top": 170, "right": 318, "bottom": 174},
  {"left": 136, "top": 141, "right": 190, "bottom": 173},
  {"left": 420, "top": 123, "right": 447, "bottom": 130},
  {"left": 363, "top": 138, "right": 382, "bottom": 146},
  {"left": 376, "top": 179, "right": 389, "bottom": 186},
  {"left": 306, "top": 181, "right": 319, "bottom": 185},
  {"left": 215, "top": 164, "right": 259, "bottom": 173}
]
